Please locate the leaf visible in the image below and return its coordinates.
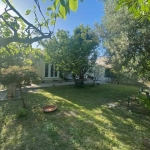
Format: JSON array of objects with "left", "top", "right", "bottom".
[
  {"left": 50, "top": 20, "right": 56, "bottom": 25},
  {"left": 50, "top": 13, "right": 56, "bottom": 19},
  {"left": 69, "top": 0, "right": 78, "bottom": 12},
  {"left": 52, "top": 0, "right": 60, "bottom": 11},
  {"left": 58, "top": 4, "right": 66, "bottom": 19},
  {"left": 46, "top": 12, "right": 50, "bottom": 16},
  {"left": 66, "top": 0, "right": 70, "bottom": 14},
  {"left": 47, "top": 6, "right": 53, "bottom": 11},
  {"left": 60, "top": 0, "right": 66, "bottom": 7},
  {"left": 33, "top": 5, "right": 36, "bottom": 10},
  {"left": 3, "top": 13, "right": 10, "bottom": 19},
  {"left": 25, "top": 9, "right": 31, "bottom": 15}
]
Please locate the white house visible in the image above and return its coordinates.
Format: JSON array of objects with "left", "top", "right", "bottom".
[
  {"left": 86, "top": 57, "right": 111, "bottom": 82},
  {"left": 35, "top": 57, "right": 111, "bottom": 83},
  {"left": 35, "top": 59, "right": 60, "bottom": 83}
]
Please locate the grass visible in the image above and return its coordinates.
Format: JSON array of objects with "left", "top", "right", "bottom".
[{"left": 0, "top": 84, "right": 150, "bottom": 150}]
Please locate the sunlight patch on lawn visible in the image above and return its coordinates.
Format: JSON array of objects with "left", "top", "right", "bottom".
[
  {"left": 0, "top": 84, "right": 149, "bottom": 149},
  {"left": 1, "top": 124, "right": 23, "bottom": 150}
]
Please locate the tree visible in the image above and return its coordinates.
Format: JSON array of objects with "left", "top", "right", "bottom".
[
  {"left": 0, "top": 66, "right": 40, "bottom": 108},
  {"left": 117, "top": 0, "right": 150, "bottom": 21},
  {"left": 0, "top": 0, "right": 83, "bottom": 48},
  {"left": 0, "top": 43, "right": 42, "bottom": 71},
  {"left": 42, "top": 25, "right": 100, "bottom": 84},
  {"left": 0, "top": 43, "right": 42, "bottom": 106},
  {"left": 95, "top": 0, "right": 150, "bottom": 81}
]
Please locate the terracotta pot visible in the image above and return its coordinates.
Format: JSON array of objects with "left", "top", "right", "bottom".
[{"left": 42, "top": 105, "right": 57, "bottom": 113}]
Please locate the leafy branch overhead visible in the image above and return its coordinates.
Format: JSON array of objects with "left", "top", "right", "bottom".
[
  {"left": 47, "top": 0, "right": 83, "bottom": 19},
  {"left": 0, "top": 0, "right": 83, "bottom": 48},
  {"left": 117, "top": 0, "right": 150, "bottom": 20}
]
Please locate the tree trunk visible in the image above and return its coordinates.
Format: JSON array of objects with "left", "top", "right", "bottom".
[
  {"left": 74, "top": 72, "right": 84, "bottom": 87},
  {"left": 19, "top": 84, "right": 26, "bottom": 108},
  {"left": 79, "top": 71, "right": 84, "bottom": 85}
]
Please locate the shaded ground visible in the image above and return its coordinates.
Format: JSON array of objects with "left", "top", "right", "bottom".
[{"left": 0, "top": 84, "right": 150, "bottom": 150}]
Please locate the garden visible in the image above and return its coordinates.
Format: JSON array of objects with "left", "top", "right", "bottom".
[
  {"left": 1, "top": 0, "right": 150, "bottom": 149},
  {"left": 0, "top": 84, "right": 150, "bottom": 150}
]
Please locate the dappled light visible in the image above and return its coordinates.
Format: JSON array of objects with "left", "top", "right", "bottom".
[{"left": 0, "top": 84, "right": 150, "bottom": 149}]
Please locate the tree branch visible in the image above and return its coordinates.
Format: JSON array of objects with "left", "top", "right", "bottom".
[
  {"left": 0, "top": 0, "right": 53, "bottom": 48},
  {"left": 0, "top": 33, "right": 52, "bottom": 48},
  {"left": 5, "top": 0, "right": 44, "bottom": 35},
  {"left": 0, "top": 15, "right": 17, "bottom": 36},
  {"left": 34, "top": 0, "right": 51, "bottom": 33}
]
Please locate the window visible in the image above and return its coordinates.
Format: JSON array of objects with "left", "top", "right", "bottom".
[
  {"left": 45, "top": 63, "right": 59, "bottom": 78},
  {"left": 45, "top": 63, "right": 48, "bottom": 77}
]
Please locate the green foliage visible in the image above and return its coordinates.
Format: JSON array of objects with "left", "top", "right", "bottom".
[
  {"left": 0, "top": 65, "right": 40, "bottom": 107},
  {"left": 25, "top": 9, "right": 31, "bottom": 15},
  {"left": 69, "top": 0, "right": 78, "bottom": 12},
  {"left": 117, "top": 0, "right": 150, "bottom": 21},
  {"left": 139, "top": 94, "right": 150, "bottom": 109},
  {"left": 0, "top": 44, "right": 42, "bottom": 71},
  {"left": 0, "top": 66, "right": 40, "bottom": 86},
  {"left": 42, "top": 25, "right": 99, "bottom": 78},
  {"left": 48, "top": 0, "right": 82, "bottom": 19},
  {"left": 16, "top": 108, "right": 28, "bottom": 118},
  {"left": 0, "top": 0, "right": 82, "bottom": 47},
  {"left": 96, "top": 0, "right": 150, "bottom": 81},
  {"left": 0, "top": 12, "right": 27, "bottom": 39}
]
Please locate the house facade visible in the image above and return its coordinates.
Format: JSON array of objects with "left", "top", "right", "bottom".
[
  {"left": 35, "top": 57, "right": 111, "bottom": 83},
  {"left": 35, "top": 59, "right": 60, "bottom": 82},
  {"left": 86, "top": 57, "right": 111, "bottom": 82}
]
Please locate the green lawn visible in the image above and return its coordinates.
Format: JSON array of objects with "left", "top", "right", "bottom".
[{"left": 0, "top": 84, "right": 150, "bottom": 150}]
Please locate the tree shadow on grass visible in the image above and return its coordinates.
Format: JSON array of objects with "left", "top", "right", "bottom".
[
  {"left": 100, "top": 107, "right": 150, "bottom": 149},
  {"left": 0, "top": 90, "right": 124, "bottom": 150},
  {"left": 42, "top": 84, "right": 139, "bottom": 110},
  {"left": 42, "top": 84, "right": 150, "bottom": 149},
  {"left": 0, "top": 84, "right": 150, "bottom": 149}
]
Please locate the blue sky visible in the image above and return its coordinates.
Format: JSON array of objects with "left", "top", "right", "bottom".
[
  {"left": 54, "top": 0, "right": 104, "bottom": 33},
  {"left": 0, "top": 0, "right": 104, "bottom": 53},
  {"left": 0, "top": 0, "right": 104, "bottom": 34}
]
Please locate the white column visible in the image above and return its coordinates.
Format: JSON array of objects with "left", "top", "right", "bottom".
[
  {"left": 53, "top": 64, "right": 55, "bottom": 77},
  {"left": 48, "top": 64, "right": 51, "bottom": 77},
  {"left": 57, "top": 71, "right": 59, "bottom": 77}
]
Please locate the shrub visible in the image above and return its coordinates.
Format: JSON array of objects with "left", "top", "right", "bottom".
[
  {"left": 139, "top": 94, "right": 150, "bottom": 110},
  {"left": 16, "top": 108, "right": 28, "bottom": 118},
  {"left": 0, "top": 66, "right": 41, "bottom": 108}
]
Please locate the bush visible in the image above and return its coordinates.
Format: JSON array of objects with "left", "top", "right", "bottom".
[
  {"left": 16, "top": 108, "right": 28, "bottom": 118},
  {"left": 139, "top": 94, "right": 150, "bottom": 110}
]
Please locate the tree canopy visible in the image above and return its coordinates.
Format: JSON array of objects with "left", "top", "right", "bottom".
[
  {"left": 0, "top": 42, "right": 42, "bottom": 71},
  {"left": 0, "top": 0, "right": 83, "bottom": 48},
  {"left": 96, "top": 0, "right": 150, "bottom": 81},
  {"left": 42, "top": 25, "right": 99, "bottom": 81},
  {"left": 0, "top": 66, "right": 40, "bottom": 107},
  {"left": 117, "top": 0, "right": 150, "bottom": 20}
]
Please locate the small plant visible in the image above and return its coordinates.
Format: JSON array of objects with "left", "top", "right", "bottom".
[
  {"left": 0, "top": 66, "right": 41, "bottom": 108},
  {"left": 16, "top": 108, "right": 28, "bottom": 118},
  {"left": 139, "top": 94, "right": 150, "bottom": 109}
]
